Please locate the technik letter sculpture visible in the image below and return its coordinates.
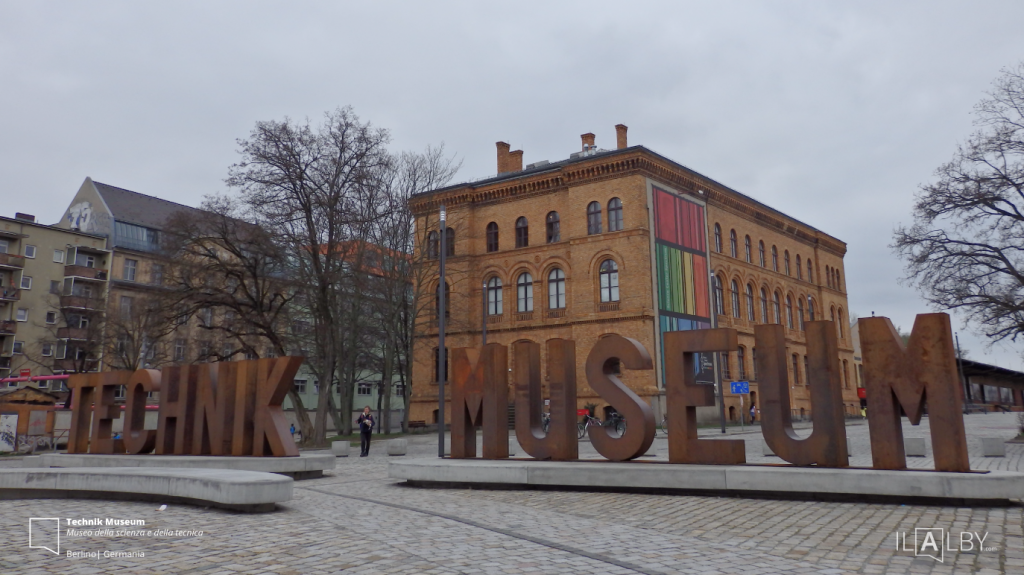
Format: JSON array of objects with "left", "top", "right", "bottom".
[
  {"left": 66, "top": 356, "right": 303, "bottom": 457},
  {"left": 450, "top": 314, "right": 972, "bottom": 472}
]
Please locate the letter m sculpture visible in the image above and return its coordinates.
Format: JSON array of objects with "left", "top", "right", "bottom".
[{"left": 450, "top": 344, "right": 509, "bottom": 459}]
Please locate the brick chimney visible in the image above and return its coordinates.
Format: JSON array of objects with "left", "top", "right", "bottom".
[
  {"left": 496, "top": 141, "right": 511, "bottom": 173},
  {"left": 509, "top": 149, "right": 523, "bottom": 172},
  {"left": 581, "top": 132, "right": 596, "bottom": 151},
  {"left": 615, "top": 124, "right": 628, "bottom": 149}
]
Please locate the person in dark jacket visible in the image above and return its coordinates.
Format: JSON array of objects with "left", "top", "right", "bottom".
[{"left": 357, "top": 406, "right": 375, "bottom": 457}]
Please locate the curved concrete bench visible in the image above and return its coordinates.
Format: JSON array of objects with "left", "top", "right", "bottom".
[
  {"left": 0, "top": 467, "right": 292, "bottom": 513},
  {"left": 28, "top": 452, "right": 335, "bottom": 480}
]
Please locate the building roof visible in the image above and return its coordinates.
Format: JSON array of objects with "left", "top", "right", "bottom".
[
  {"left": 93, "top": 181, "right": 203, "bottom": 231},
  {"left": 960, "top": 358, "right": 1024, "bottom": 384}
]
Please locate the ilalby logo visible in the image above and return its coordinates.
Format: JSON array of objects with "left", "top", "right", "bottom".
[
  {"left": 895, "top": 527, "right": 994, "bottom": 563},
  {"left": 29, "top": 518, "right": 61, "bottom": 555}
]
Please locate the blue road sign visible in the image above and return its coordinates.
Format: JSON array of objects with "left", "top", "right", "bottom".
[{"left": 730, "top": 381, "right": 749, "bottom": 394}]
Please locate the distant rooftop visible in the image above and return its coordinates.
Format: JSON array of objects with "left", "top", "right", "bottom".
[{"left": 93, "top": 181, "right": 203, "bottom": 231}]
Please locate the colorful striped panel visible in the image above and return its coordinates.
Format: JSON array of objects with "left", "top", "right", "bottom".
[{"left": 653, "top": 187, "right": 706, "bottom": 252}]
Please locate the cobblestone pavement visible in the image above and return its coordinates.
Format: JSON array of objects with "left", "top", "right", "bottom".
[{"left": 1, "top": 413, "right": 1022, "bottom": 574}]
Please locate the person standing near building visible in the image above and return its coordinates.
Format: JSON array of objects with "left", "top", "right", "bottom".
[{"left": 357, "top": 406, "right": 375, "bottom": 457}]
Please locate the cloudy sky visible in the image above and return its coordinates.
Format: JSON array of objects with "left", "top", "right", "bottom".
[{"left": 3, "top": 1, "right": 1023, "bottom": 368}]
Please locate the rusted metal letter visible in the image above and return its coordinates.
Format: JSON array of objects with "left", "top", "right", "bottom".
[
  {"left": 232, "top": 357, "right": 258, "bottom": 456},
  {"left": 584, "top": 334, "right": 655, "bottom": 461},
  {"left": 757, "top": 322, "right": 849, "bottom": 467},
  {"left": 66, "top": 372, "right": 97, "bottom": 454},
  {"left": 514, "top": 339, "right": 578, "bottom": 461},
  {"left": 450, "top": 344, "right": 509, "bottom": 459},
  {"left": 252, "top": 357, "right": 303, "bottom": 457},
  {"left": 859, "top": 314, "right": 969, "bottom": 472},
  {"left": 124, "top": 369, "right": 160, "bottom": 455},
  {"left": 192, "top": 361, "right": 236, "bottom": 455},
  {"left": 663, "top": 329, "right": 745, "bottom": 464},
  {"left": 156, "top": 365, "right": 198, "bottom": 454},
  {"left": 89, "top": 371, "right": 131, "bottom": 454}
]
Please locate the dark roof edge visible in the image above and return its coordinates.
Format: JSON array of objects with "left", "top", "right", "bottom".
[{"left": 92, "top": 181, "right": 202, "bottom": 213}]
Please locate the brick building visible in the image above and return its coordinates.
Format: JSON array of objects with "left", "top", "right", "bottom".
[{"left": 407, "top": 126, "right": 859, "bottom": 425}]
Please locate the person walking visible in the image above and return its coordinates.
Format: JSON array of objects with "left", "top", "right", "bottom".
[{"left": 357, "top": 406, "right": 375, "bottom": 457}]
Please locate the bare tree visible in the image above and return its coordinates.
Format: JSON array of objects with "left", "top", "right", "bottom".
[
  {"left": 102, "top": 290, "right": 178, "bottom": 372},
  {"left": 894, "top": 62, "right": 1024, "bottom": 343}
]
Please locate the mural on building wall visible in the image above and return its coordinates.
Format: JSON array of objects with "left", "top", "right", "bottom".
[
  {"left": 64, "top": 200, "right": 112, "bottom": 236},
  {"left": 652, "top": 186, "right": 714, "bottom": 384}
]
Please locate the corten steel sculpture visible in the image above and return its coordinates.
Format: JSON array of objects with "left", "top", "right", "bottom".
[
  {"left": 663, "top": 329, "right": 745, "bottom": 464},
  {"left": 757, "top": 322, "right": 849, "bottom": 467},
  {"left": 514, "top": 339, "right": 578, "bottom": 461},
  {"left": 859, "top": 314, "right": 970, "bottom": 472},
  {"left": 450, "top": 344, "right": 509, "bottom": 459},
  {"left": 67, "top": 357, "right": 304, "bottom": 457},
  {"left": 584, "top": 335, "right": 655, "bottom": 461}
]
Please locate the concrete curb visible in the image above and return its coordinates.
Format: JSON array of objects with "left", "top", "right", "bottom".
[{"left": 29, "top": 452, "right": 336, "bottom": 480}]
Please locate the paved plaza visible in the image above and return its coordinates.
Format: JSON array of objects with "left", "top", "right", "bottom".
[{"left": 2, "top": 413, "right": 1023, "bottom": 574}]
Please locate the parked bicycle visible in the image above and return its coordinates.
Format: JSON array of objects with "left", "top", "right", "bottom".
[
  {"left": 577, "top": 412, "right": 626, "bottom": 438},
  {"left": 658, "top": 415, "right": 669, "bottom": 436}
]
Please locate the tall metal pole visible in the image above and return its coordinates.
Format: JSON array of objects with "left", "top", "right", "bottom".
[
  {"left": 437, "top": 206, "right": 447, "bottom": 458},
  {"left": 481, "top": 280, "right": 487, "bottom": 345}
]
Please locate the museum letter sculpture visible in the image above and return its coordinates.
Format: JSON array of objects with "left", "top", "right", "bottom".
[
  {"left": 859, "top": 314, "right": 970, "bottom": 472},
  {"left": 663, "top": 329, "right": 745, "bottom": 464},
  {"left": 450, "top": 344, "right": 509, "bottom": 459},
  {"left": 758, "top": 321, "right": 849, "bottom": 467},
  {"left": 584, "top": 335, "right": 655, "bottom": 462},
  {"left": 514, "top": 339, "right": 578, "bottom": 461},
  {"left": 67, "top": 356, "right": 304, "bottom": 457}
]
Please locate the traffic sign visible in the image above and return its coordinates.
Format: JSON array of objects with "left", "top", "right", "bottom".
[{"left": 730, "top": 381, "right": 749, "bottom": 394}]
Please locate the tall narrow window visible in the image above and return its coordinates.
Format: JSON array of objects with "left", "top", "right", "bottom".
[
  {"left": 843, "top": 359, "right": 850, "bottom": 389},
  {"left": 729, "top": 230, "right": 737, "bottom": 257},
  {"left": 587, "top": 202, "right": 602, "bottom": 234},
  {"left": 826, "top": 266, "right": 832, "bottom": 288},
  {"left": 831, "top": 306, "right": 836, "bottom": 325},
  {"left": 796, "top": 255, "right": 802, "bottom": 279},
  {"left": 730, "top": 280, "right": 741, "bottom": 318},
  {"left": 486, "top": 277, "right": 502, "bottom": 315},
  {"left": 123, "top": 258, "right": 137, "bottom": 281},
  {"left": 797, "top": 298, "right": 805, "bottom": 330},
  {"left": 607, "top": 197, "right": 623, "bottom": 231},
  {"left": 772, "top": 291, "right": 781, "bottom": 324},
  {"left": 546, "top": 212, "right": 560, "bottom": 243},
  {"left": 837, "top": 309, "right": 844, "bottom": 339},
  {"left": 808, "top": 298, "right": 816, "bottom": 321},
  {"left": 752, "top": 348, "right": 758, "bottom": 380},
  {"left": 515, "top": 217, "right": 529, "bottom": 248},
  {"left": 713, "top": 275, "right": 725, "bottom": 316},
  {"left": 517, "top": 272, "right": 533, "bottom": 312},
  {"left": 807, "top": 260, "right": 813, "bottom": 283},
  {"left": 548, "top": 268, "right": 565, "bottom": 309},
  {"left": 835, "top": 271, "right": 842, "bottom": 292},
  {"left": 785, "top": 295, "right": 794, "bottom": 328},
  {"left": 445, "top": 227, "right": 455, "bottom": 257},
  {"left": 714, "top": 224, "right": 722, "bottom": 253},
  {"left": 737, "top": 347, "right": 746, "bottom": 379},
  {"left": 744, "top": 236, "right": 752, "bottom": 263},
  {"left": 804, "top": 356, "right": 809, "bottom": 386},
  {"left": 784, "top": 251, "right": 791, "bottom": 275},
  {"left": 434, "top": 282, "right": 451, "bottom": 319},
  {"left": 771, "top": 246, "right": 778, "bottom": 271},
  {"left": 792, "top": 353, "right": 800, "bottom": 385},
  {"left": 599, "top": 259, "right": 619, "bottom": 302},
  {"left": 720, "top": 352, "right": 731, "bottom": 380},
  {"left": 758, "top": 241, "right": 766, "bottom": 267},
  {"left": 745, "top": 284, "right": 755, "bottom": 321},
  {"left": 486, "top": 222, "right": 499, "bottom": 252},
  {"left": 427, "top": 231, "right": 439, "bottom": 259},
  {"left": 759, "top": 288, "right": 768, "bottom": 323}
]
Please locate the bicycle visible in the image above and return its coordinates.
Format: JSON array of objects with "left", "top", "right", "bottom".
[
  {"left": 658, "top": 415, "right": 669, "bottom": 436},
  {"left": 577, "top": 413, "right": 626, "bottom": 438}
]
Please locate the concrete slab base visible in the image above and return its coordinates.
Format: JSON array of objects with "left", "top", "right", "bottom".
[
  {"left": 389, "top": 458, "right": 1024, "bottom": 505},
  {"left": 29, "top": 452, "right": 336, "bottom": 480},
  {"left": 0, "top": 467, "right": 292, "bottom": 512},
  {"left": 982, "top": 438, "right": 1007, "bottom": 457},
  {"left": 905, "top": 438, "right": 927, "bottom": 457}
]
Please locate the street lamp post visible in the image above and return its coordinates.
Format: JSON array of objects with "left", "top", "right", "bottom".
[{"left": 437, "top": 205, "right": 447, "bottom": 458}]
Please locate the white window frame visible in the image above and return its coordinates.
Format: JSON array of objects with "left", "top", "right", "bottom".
[
  {"left": 45, "top": 311, "right": 57, "bottom": 324},
  {"left": 15, "top": 308, "right": 28, "bottom": 322},
  {"left": 12, "top": 340, "right": 23, "bottom": 354},
  {"left": 20, "top": 276, "right": 31, "bottom": 290},
  {"left": 53, "top": 249, "right": 64, "bottom": 263},
  {"left": 41, "top": 343, "right": 53, "bottom": 357},
  {"left": 24, "top": 245, "right": 36, "bottom": 258},
  {"left": 0, "top": 239, "right": 8, "bottom": 254}
]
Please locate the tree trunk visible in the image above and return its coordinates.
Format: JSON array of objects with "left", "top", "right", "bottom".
[
  {"left": 325, "top": 385, "right": 344, "bottom": 436},
  {"left": 312, "top": 353, "right": 335, "bottom": 446},
  {"left": 381, "top": 343, "right": 394, "bottom": 435},
  {"left": 288, "top": 388, "right": 314, "bottom": 445}
]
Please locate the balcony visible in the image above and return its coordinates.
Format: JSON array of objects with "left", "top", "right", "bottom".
[
  {"left": 0, "top": 253, "right": 25, "bottom": 269},
  {"left": 0, "top": 356, "right": 10, "bottom": 369},
  {"left": 57, "top": 327, "right": 90, "bottom": 340},
  {"left": 54, "top": 358, "right": 99, "bottom": 372},
  {"left": 60, "top": 296, "right": 105, "bottom": 310},
  {"left": 597, "top": 301, "right": 620, "bottom": 312},
  {"left": 0, "top": 320, "right": 15, "bottom": 336},
  {"left": 64, "top": 265, "right": 108, "bottom": 281},
  {"left": 0, "top": 288, "right": 19, "bottom": 303}
]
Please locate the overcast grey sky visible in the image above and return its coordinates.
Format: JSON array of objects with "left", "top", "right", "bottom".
[{"left": 3, "top": 1, "right": 1023, "bottom": 368}]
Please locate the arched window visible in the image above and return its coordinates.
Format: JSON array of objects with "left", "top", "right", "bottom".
[
  {"left": 796, "top": 255, "right": 802, "bottom": 279},
  {"left": 784, "top": 250, "right": 791, "bottom": 275},
  {"left": 608, "top": 198, "right": 623, "bottom": 232},
  {"left": 714, "top": 224, "right": 722, "bottom": 253},
  {"left": 835, "top": 271, "right": 841, "bottom": 292},
  {"left": 517, "top": 272, "right": 534, "bottom": 312},
  {"left": 730, "top": 280, "right": 741, "bottom": 319},
  {"left": 826, "top": 266, "right": 832, "bottom": 288},
  {"left": 837, "top": 308, "right": 844, "bottom": 339},
  {"left": 843, "top": 359, "right": 849, "bottom": 389},
  {"left": 785, "top": 295, "right": 794, "bottom": 328},
  {"left": 758, "top": 241, "right": 766, "bottom": 267},
  {"left": 434, "top": 282, "right": 450, "bottom": 319},
  {"left": 808, "top": 297, "right": 816, "bottom": 321},
  {"left": 548, "top": 268, "right": 565, "bottom": 309},
  {"left": 587, "top": 202, "right": 602, "bottom": 235},
  {"left": 797, "top": 298, "right": 805, "bottom": 330},
  {"left": 792, "top": 353, "right": 800, "bottom": 385},
  {"left": 515, "top": 217, "right": 529, "bottom": 248},
  {"left": 599, "top": 260, "right": 619, "bottom": 302},
  {"left": 546, "top": 212, "right": 560, "bottom": 243},
  {"left": 737, "top": 347, "right": 746, "bottom": 379},
  {"left": 486, "top": 222, "right": 499, "bottom": 252},
  {"left": 771, "top": 246, "right": 778, "bottom": 271},
  {"left": 744, "top": 236, "right": 752, "bottom": 263},
  {"left": 427, "top": 231, "right": 439, "bottom": 259},
  {"left": 713, "top": 275, "right": 725, "bottom": 316},
  {"left": 445, "top": 227, "right": 455, "bottom": 257},
  {"left": 759, "top": 288, "right": 768, "bottom": 323},
  {"left": 486, "top": 277, "right": 503, "bottom": 315},
  {"left": 830, "top": 305, "right": 836, "bottom": 325},
  {"left": 729, "top": 230, "right": 738, "bottom": 257},
  {"left": 745, "top": 284, "right": 755, "bottom": 321},
  {"left": 772, "top": 291, "right": 781, "bottom": 324},
  {"left": 807, "top": 259, "right": 814, "bottom": 283}
]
